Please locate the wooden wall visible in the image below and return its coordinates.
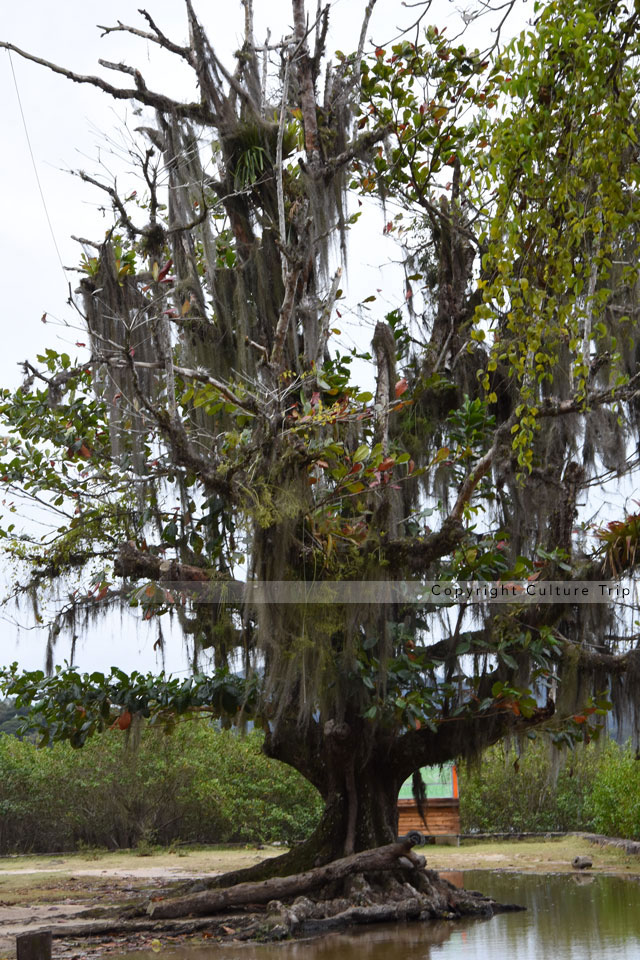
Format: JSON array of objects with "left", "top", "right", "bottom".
[{"left": 397, "top": 797, "right": 460, "bottom": 837}]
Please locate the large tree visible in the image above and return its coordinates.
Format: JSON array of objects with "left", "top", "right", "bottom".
[{"left": 2, "top": 0, "right": 640, "bottom": 916}]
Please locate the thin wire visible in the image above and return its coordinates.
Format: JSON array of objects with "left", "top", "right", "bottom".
[{"left": 7, "top": 50, "right": 67, "bottom": 278}]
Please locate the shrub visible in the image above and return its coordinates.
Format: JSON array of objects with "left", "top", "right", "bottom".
[
  {"left": 459, "top": 739, "right": 601, "bottom": 834},
  {"left": 0, "top": 722, "right": 322, "bottom": 853},
  {"left": 585, "top": 741, "right": 640, "bottom": 839}
]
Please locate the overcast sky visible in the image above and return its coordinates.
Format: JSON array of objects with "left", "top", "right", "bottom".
[{"left": 0, "top": 0, "right": 530, "bottom": 677}]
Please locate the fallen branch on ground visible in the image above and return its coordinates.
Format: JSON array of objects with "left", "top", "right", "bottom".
[
  {"left": 146, "top": 840, "right": 423, "bottom": 919},
  {"left": 30, "top": 914, "right": 253, "bottom": 939}
]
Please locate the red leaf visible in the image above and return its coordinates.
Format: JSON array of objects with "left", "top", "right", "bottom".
[
  {"left": 117, "top": 710, "right": 132, "bottom": 730},
  {"left": 156, "top": 258, "right": 173, "bottom": 281},
  {"left": 379, "top": 457, "right": 395, "bottom": 472},
  {"left": 395, "top": 378, "right": 408, "bottom": 398}
]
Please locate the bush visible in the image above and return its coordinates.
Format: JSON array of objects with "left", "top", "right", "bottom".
[
  {"left": 459, "top": 739, "right": 640, "bottom": 839},
  {"left": 585, "top": 741, "right": 640, "bottom": 839},
  {"left": 0, "top": 722, "right": 322, "bottom": 853},
  {"left": 459, "top": 739, "right": 601, "bottom": 834}
]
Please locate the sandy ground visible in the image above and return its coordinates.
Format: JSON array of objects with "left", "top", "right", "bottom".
[
  {"left": 0, "top": 847, "right": 280, "bottom": 956},
  {"left": 1, "top": 838, "right": 639, "bottom": 957}
]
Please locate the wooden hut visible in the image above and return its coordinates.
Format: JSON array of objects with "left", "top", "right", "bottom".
[{"left": 397, "top": 763, "right": 460, "bottom": 845}]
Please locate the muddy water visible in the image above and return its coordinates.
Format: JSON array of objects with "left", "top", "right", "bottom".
[{"left": 118, "top": 871, "right": 640, "bottom": 960}]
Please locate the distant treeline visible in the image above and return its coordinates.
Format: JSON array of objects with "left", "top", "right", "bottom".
[{"left": 0, "top": 700, "right": 638, "bottom": 853}]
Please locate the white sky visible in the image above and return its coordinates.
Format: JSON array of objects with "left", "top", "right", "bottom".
[{"left": 0, "top": 0, "right": 531, "bottom": 676}]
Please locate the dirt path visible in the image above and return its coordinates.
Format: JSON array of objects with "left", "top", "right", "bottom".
[{"left": 1, "top": 838, "right": 638, "bottom": 957}]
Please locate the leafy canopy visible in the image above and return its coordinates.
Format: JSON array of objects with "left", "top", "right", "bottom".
[{"left": 1, "top": 0, "right": 639, "bottom": 769}]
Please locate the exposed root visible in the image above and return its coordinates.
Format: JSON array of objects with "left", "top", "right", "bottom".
[
  {"left": 30, "top": 844, "right": 524, "bottom": 946},
  {"left": 143, "top": 840, "right": 425, "bottom": 919}
]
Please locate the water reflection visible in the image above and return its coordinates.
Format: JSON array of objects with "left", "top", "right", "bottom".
[
  {"left": 118, "top": 871, "right": 640, "bottom": 960},
  {"left": 463, "top": 871, "right": 640, "bottom": 960}
]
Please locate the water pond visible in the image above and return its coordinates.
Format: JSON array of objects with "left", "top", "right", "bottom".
[{"left": 118, "top": 870, "right": 640, "bottom": 960}]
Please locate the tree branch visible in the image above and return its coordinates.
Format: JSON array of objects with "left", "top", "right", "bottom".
[
  {"left": 292, "top": 0, "right": 320, "bottom": 157},
  {"left": 0, "top": 41, "right": 218, "bottom": 125},
  {"left": 97, "top": 14, "right": 191, "bottom": 60},
  {"left": 271, "top": 265, "right": 302, "bottom": 370},
  {"left": 381, "top": 516, "right": 465, "bottom": 571},
  {"left": 114, "top": 541, "right": 218, "bottom": 583},
  {"left": 98, "top": 58, "right": 148, "bottom": 91},
  {"left": 129, "top": 360, "right": 259, "bottom": 414},
  {"left": 75, "top": 171, "right": 141, "bottom": 238},
  {"left": 323, "top": 123, "right": 395, "bottom": 177}
]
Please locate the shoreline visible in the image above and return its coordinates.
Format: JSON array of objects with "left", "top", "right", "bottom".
[{"left": 1, "top": 837, "right": 639, "bottom": 956}]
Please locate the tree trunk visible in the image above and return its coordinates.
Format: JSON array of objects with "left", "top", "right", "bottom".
[{"left": 313, "top": 760, "right": 401, "bottom": 862}]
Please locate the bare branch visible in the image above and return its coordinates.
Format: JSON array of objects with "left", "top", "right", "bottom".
[
  {"left": 130, "top": 360, "right": 259, "bottom": 415},
  {"left": 98, "top": 59, "right": 148, "bottom": 91},
  {"left": 74, "top": 171, "right": 140, "bottom": 239},
  {"left": 271, "top": 265, "right": 302, "bottom": 370},
  {"left": 312, "top": 4, "right": 330, "bottom": 79},
  {"left": 97, "top": 14, "right": 191, "bottom": 60},
  {"left": 357, "top": 0, "right": 378, "bottom": 63},
  {"left": 292, "top": 0, "right": 320, "bottom": 157},
  {"left": 0, "top": 41, "right": 218, "bottom": 125},
  {"left": 241, "top": 0, "right": 255, "bottom": 48},
  {"left": 316, "top": 267, "right": 343, "bottom": 366},
  {"left": 276, "top": 53, "right": 293, "bottom": 252},
  {"left": 260, "top": 28, "right": 271, "bottom": 114},
  {"left": 372, "top": 322, "right": 397, "bottom": 453},
  {"left": 71, "top": 235, "right": 101, "bottom": 250},
  {"left": 450, "top": 436, "right": 503, "bottom": 522}
]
